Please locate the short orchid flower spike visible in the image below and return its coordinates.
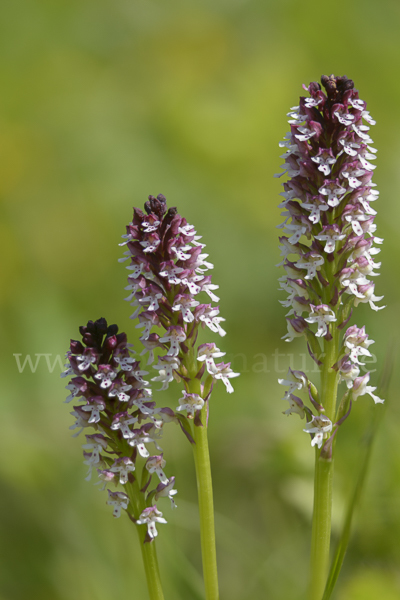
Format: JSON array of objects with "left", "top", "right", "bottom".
[
  {"left": 276, "top": 75, "right": 385, "bottom": 600},
  {"left": 61, "top": 318, "right": 175, "bottom": 541}
]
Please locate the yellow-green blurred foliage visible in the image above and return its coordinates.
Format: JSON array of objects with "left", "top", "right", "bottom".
[{"left": 1, "top": 1, "right": 400, "bottom": 599}]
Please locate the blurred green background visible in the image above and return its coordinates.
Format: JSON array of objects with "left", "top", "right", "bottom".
[{"left": 1, "top": 1, "right": 400, "bottom": 599}]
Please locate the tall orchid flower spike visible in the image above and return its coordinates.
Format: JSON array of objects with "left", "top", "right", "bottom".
[
  {"left": 61, "top": 318, "right": 174, "bottom": 600},
  {"left": 276, "top": 75, "right": 384, "bottom": 600},
  {"left": 120, "top": 194, "right": 239, "bottom": 600}
]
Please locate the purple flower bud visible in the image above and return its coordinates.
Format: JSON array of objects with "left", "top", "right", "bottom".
[
  {"left": 61, "top": 318, "right": 176, "bottom": 528},
  {"left": 70, "top": 340, "right": 84, "bottom": 355},
  {"left": 105, "top": 334, "right": 118, "bottom": 350}
]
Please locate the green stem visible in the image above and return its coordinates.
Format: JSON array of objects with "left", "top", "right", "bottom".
[
  {"left": 137, "top": 525, "right": 165, "bottom": 600},
  {"left": 187, "top": 375, "right": 219, "bottom": 600},
  {"left": 309, "top": 333, "right": 339, "bottom": 600},
  {"left": 126, "top": 480, "right": 165, "bottom": 600},
  {"left": 192, "top": 407, "right": 220, "bottom": 600}
]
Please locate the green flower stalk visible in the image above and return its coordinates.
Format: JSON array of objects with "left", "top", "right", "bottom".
[
  {"left": 119, "top": 194, "right": 239, "bottom": 600},
  {"left": 275, "top": 75, "right": 384, "bottom": 599},
  {"left": 61, "top": 317, "right": 175, "bottom": 600}
]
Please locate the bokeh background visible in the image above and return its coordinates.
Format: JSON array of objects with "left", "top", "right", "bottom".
[{"left": 1, "top": 1, "right": 400, "bottom": 599}]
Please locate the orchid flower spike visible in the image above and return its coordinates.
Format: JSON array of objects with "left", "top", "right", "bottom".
[
  {"left": 61, "top": 317, "right": 176, "bottom": 540},
  {"left": 120, "top": 194, "right": 239, "bottom": 429},
  {"left": 276, "top": 75, "right": 384, "bottom": 449}
]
